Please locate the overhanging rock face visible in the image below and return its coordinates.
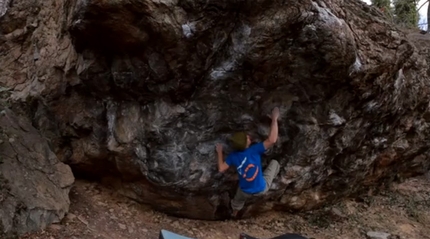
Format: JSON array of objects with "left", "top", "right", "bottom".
[{"left": 1, "top": 0, "right": 430, "bottom": 220}]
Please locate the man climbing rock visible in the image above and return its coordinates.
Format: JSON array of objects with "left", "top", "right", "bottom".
[{"left": 216, "top": 107, "right": 281, "bottom": 218}]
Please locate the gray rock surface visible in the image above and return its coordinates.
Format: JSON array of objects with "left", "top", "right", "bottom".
[
  {"left": 366, "top": 231, "right": 391, "bottom": 239},
  {"left": 0, "top": 107, "right": 74, "bottom": 238},
  {"left": 0, "top": 0, "right": 10, "bottom": 18},
  {"left": 1, "top": 0, "right": 430, "bottom": 220}
]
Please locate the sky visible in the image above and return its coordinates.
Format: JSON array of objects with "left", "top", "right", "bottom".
[{"left": 362, "top": 0, "right": 428, "bottom": 30}]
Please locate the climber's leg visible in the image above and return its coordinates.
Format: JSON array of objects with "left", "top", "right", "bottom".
[
  {"left": 230, "top": 186, "right": 251, "bottom": 217},
  {"left": 262, "top": 160, "right": 280, "bottom": 193}
]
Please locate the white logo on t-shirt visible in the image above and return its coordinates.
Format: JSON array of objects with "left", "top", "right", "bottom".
[{"left": 236, "top": 157, "right": 247, "bottom": 176}]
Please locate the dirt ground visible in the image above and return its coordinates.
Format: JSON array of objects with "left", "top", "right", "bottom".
[{"left": 20, "top": 175, "right": 430, "bottom": 239}]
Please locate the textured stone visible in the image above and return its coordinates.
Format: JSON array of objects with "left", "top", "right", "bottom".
[
  {"left": 1, "top": 0, "right": 430, "bottom": 221},
  {"left": 366, "top": 231, "right": 391, "bottom": 239},
  {"left": 0, "top": 0, "right": 10, "bottom": 18},
  {"left": 0, "top": 108, "right": 74, "bottom": 238}
]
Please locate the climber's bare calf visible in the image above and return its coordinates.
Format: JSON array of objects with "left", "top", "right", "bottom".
[{"left": 216, "top": 107, "right": 281, "bottom": 218}]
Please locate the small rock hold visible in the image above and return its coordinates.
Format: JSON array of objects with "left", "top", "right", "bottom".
[
  {"left": 332, "top": 208, "right": 344, "bottom": 216},
  {"left": 366, "top": 231, "right": 391, "bottom": 239},
  {"left": 66, "top": 213, "right": 76, "bottom": 221},
  {"left": 330, "top": 207, "right": 347, "bottom": 220},
  {"left": 119, "top": 223, "right": 126, "bottom": 230},
  {"left": 275, "top": 221, "right": 284, "bottom": 228},
  {"left": 48, "top": 224, "right": 62, "bottom": 231}
]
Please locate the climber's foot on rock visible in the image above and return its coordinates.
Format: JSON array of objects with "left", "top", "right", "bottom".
[{"left": 231, "top": 209, "right": 239, "bottom": 219}]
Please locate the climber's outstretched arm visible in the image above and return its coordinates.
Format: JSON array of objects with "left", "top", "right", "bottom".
[
  {"left": 216, "top": 143, "right": 229, "bottom": 172},
  {"left": 263, "top": 107, "right": 280, "bottom": 150}
]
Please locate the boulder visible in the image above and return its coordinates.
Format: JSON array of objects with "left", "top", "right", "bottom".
[
  {"left": 0, "top": 107, "right": 74, "bottom": 238},
  {"left": 1, "top": 0, "right": 430, "bottom": 220}
]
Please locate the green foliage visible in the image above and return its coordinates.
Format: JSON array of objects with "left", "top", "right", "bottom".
[
  {"left": 371, "top": 0, "right": 391, "bottom": 9},
  {"left": 393, "top": 0, "right": 419, "bottom": 28},
  {"left": 371, "top": 0, "right": 394, "bottom": 21}
]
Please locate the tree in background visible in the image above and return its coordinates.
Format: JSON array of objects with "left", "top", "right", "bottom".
[
  {"left": 371, "top": 0, "right": 394, "bottom": 20},
  {"left": 428, "top": 0, "right": 430, "bottom": 31},
  {"left": 417, "top": 0, "right": 430, "bottom": 32},
  {"left": 371, "top": 0, "right": 391, "bottom": 11},
  {"left": 393, "top": 0, "right": 419, "bottom": 28}
]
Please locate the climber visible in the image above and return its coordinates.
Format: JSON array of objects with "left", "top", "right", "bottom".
[{"left": 216, "top": 107, "right": 281, "bottom": 218}]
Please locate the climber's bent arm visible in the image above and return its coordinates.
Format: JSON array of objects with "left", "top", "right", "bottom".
[
  {"left": 263, "top": 116, "right": 279, "bottom": 150},
  {"left": 217, "top": 150, "right": 229, "bottom": 173}
]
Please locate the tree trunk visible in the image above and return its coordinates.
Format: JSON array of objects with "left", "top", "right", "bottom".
[{"left": 427, "top": 0, "right": 430, "bottom": 31}]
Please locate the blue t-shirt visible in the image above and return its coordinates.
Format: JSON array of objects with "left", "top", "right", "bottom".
[{"left": 225, "top": 142, "right": 267, "bottom": 194}]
